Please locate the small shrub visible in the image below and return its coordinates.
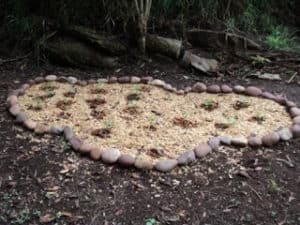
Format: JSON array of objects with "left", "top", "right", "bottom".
[{"left": 265, "top": 26, "right": 296, "bottom": 51}]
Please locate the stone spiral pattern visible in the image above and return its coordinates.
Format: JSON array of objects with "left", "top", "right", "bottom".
[{"left": 7, "top": 75, "right": 300, "bottom": 172}]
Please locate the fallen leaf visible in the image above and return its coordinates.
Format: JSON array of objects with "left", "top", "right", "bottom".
[{"left": 39, "top": 214, "right": 55, "bottom": 223}]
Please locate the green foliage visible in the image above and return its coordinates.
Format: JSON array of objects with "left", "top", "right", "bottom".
[
  {"left": 265, "top": 26, "right": 296, "bottom": 51},
  {"left": 251, "top": 55, "right": 271, "bottom": 66},
  {"left": 145, "top": 218, "right": 159, "bottom": 225}
]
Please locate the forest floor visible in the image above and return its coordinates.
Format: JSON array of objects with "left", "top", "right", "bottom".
[{"left": 0, "top": 50, "right": 299, "bottom": 225}]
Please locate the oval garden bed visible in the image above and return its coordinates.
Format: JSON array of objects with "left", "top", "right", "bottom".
[{"left": 7, "top": 75, "right": 300, "bottom": 172}]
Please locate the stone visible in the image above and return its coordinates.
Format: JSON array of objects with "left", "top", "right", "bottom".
[
  {"left": 9, "top": 105, "right": 20, "bottom": 116},
  {"left": 131, "top": 76, "right": 141, "bottom": 83},
  {"left": 293, "top": 116, "right": 300, "bottom": 124},
  {"left": 21, "top": 83, "right": 30, "bottom": 90},
  {"left": 118, "top": 154, "right": 135, "bottom": 167},
  {"left": 45, "top": 75, "right": 57, "bottom": 81},
  {"left": 88, "top": 79, "right": 97, "bottom": 84},
  {"left": 208, "top": 137, "right": 220, "bottom": 151},
  {"left": 184, "top": 86, "right": 192, "bottom": 93},
  {"left": 192, "top": 82, "right": 206, "bottom": 92},
  {"left": 194, "top": 144, "right": 212, "bottom": 157},
  {"left": 108, "top": 76, "right": 117, "bottom": 83},
  {"left": 63, "top": 126, "right": 73, "bottom": 140},
  {"left": 34, "top": 124, "right": 49, "bottom": 134},
  {"left": 57, "top": 76, "right": 68, "bottom": 82},
  {"left": 49, "top": 126, "right": 63, "bottom": 134},
  {"left": 141, "top": 76, "right": 153, "bottom": 84},
  {"left": 219, "top": 136, "right": 231, "bottom": 145},
  {"left": 207, "top": 85, "right": 220, "bottom": 93},
  {"left": 286, "top": 101, "right": 296, "bottom": 108},
  {"left": 78, "top": 80, "right": 87, "bottom": 86},
  {"left": 79, "top": 143, "right": 94, "bottom": 154},
  {"left": 177, "top": 150, "right": 196, "bottom": 165},
  {"left": 262, "top": 132, "right": 280, "bottom": 146},
  {"left": 24, "top": 119, "right": 37, "bottom": 130},
  {"left": 28, "top": 79, "right": 35, "bottom": 85},
  {"left": 101, "top": 148, "right": 121, "bottom": 164},
  {"left": 118, "top": 76, "right": 131, "bottom": 83},
  {"left": 97, "top": 78, "right": 108, "bottom": 83},
  {"left": 163, "top": 84, "right": 175, "bottom": 92},
  {"left": 155, "top": 159, "right": 178, "bottom": 172},
  {"left": 176, "top": 90, "right": 185, "bottom": 95},
  {"left": 245, "top": 86, "right": 262, "bottom": 96},
  {"left": 277, "top": 128, "right": 293, "bottom": 141},
  {"left": 248, "top": 136, "right": 262, "bottom": 147},
  {"left": 134, "top": 155, "right": 153, "bottom": 170},
  {"left": 261, "top": 92, "right": 276, "bottom": 100},
  {"left": 233, "top": 85, "right": 245, "bottom": 93},
  {"left": 291, "top": 124, "right": 300, "bottom": 138},
  {"left": 231, "top": 137, "right": 248, "bottom": 147},
  {"left": 274, "top": 95, "right": 286, "bottom": 105},
  {"left": 16, "top": 112, "right": 28, "bottom": 123},
  {"left": 35, "top": 77, "right": 45, "bottom": 83},
  {"left": 290, "top": 107, "right": 300, "bottom": 117},
  {"left": 69, "top": 137, "right": 82, "bottom": 151},
  {"left": 90, "top": 147, "right": 102, "bottom": 160},
  {"left": 221, "top": 84, "right": 233, "bottom": 93},
  {"left": 7, "top": 95, "right": 18, "bottom": 106},
  {"left": 67, "top": 76, "right": 77, "bottom": 84},
  {"left": 14, "top": 88, "right": 25, "bottom": 96},
  {"left": 150, "top": 79, "right": 165, "bottom": 87}
]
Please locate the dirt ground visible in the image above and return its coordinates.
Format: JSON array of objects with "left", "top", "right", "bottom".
[{"left": 0, "top": 52, "right": 299, "bottom": 225}]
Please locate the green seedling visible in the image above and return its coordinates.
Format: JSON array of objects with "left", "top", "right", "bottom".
[
  {"left": 251, "top": 55, "right": 271, "bottom": 66},
  {"left": 103, "top": 119, "right": 114, "bottom": 130},
  {"left": 201, "top": 99, "right": 219, "bottom": 111},
  {"left": 234, "top": 97, "right": 250, "bottom": 110},
  {"left": 252, "top": 113, "right": 266, "bottom": 124}
]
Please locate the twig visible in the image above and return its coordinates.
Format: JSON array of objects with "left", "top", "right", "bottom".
[
  {"left": 246, "top": 183, "right": 263, "bottom": 200},
  {"left": 0, "top": 52, "right": 31, "bottom": 65},
  {"left": 287, "top": 72, "right": 297, "bottom": 84}
]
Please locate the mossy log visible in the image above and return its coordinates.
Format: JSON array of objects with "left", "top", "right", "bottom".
[
  {"left": 44, "top": 37, "right": 117, "bottom": 68},
  {"left": 146, "top": 34, "right": 183, "bottom": 59},
  {"left": 187, "top": 29, "right": 261, "bottom": 50},
  {"left": 64, "top": 25, "right": 127, "bottom": 56}
]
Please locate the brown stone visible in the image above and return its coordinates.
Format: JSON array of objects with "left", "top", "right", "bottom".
[
  {"left": 248, "top": 136, "right": 262, "bottom": 147},
  {"left": 34, "top": 124, "right": 49, "bottom": 134},
  {"left": 7, "top": 95, "right": 18, "bottom": 106},
  {"left": 108, "top": 76, "right": 117, "bottom": 83},
  {"left": 79, "top": 142, "right": 94, "bottom": 154},
  {"left": 63, "top": 126, "right": 73, "bottom": 140},
  {"left": 207, "top": 85, "right": 221, "bottom": 93},
  {"left": 45, "top": 75, "right": 57, "bottom": 81},
  {"left": 245, "top": 86, "right": 262, "bottom": 96},
  {"left": 192, "top": 82, "right": 206, "bottom": 92},
  {"left": 261, "top": 92, "right": 276, "bottom": 100},
  {"left": 155, "top": 159, "right": 178, "bottom": 172},
  {"left": 150, "top": 79, "right": 165, "bottom": 87},
  {"left": 90, "top": 147, "right": 102, "bottom": 160},
  {"left": 221, "top": 84, "right": 233, "bottom": 93},
  {"left": 118, "top": 76, "right": 131, "bottom": 83},
  {"left": 24, "top": 119, "right": 37, "bottom": 130},
  {"left": 262, "top": 132, "right": 280, "bottom": 146},
  {"left": 16, "top": 112, "right": 28, "bottom": 123},
  {"left": 291, "top": 124, "right": 300, "bottom": 138},
  {"left": 118, "top": 154, "right": 135, "bottom": 167}
]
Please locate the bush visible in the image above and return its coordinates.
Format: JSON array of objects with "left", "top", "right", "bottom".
[{"left": 265, "top": 26, "right": 296, "bottom": 51}]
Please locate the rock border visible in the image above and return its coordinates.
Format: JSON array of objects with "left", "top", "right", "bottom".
[{"left": 7, "top": 75, "right": 300, "bottom": 172}]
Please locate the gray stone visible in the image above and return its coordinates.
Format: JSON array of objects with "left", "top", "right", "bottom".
[
  {"left": 233, "top": 85, "right": 245, "bottom": 93},
  {"left": 291, "top": 124, "right": 300, "bottom": 138},
  {"left": 90, "top": 147, "right": 102, "bottom": 160},
  {"left": 108, "top": 76, "right": 117, "bottom": 83},
  {"left": 49, "top": 126, "right": 63, "bottom": 134},
  {"left": 9, "top": 105, "right": 20, "bottom": 116},
  {"left": 221, "top": 84, "right": 233, "bottom": 93},
  {"left": 88, "top": 79, "right": 97, "bottom": 84},
  {"left": 67, "top": 76, "right": 77, "bottom": 84},
  {"left": 16, "top": 112, "right": 28, "bottom": 123},
  {"left": 24, "top": 119, "right": 37, "bottom": 130},
  {"left": 163, "top": 84, "right": 175, "bottom": 92},
  {"left": 78, "top": 80, "right": 87, "bottom": 86},
  {"left": 21, "top": 83, "right": 30, "bottom": 90},
  {"left": 79, "top": 142, "right": 93, "bottom": 154},
  {"left": 207, "top": 85, "right": 221, "bottom": 93},
  {"left": 97, "top": 78, "right": 108, "bottom": 83},
  {"left": 248, "top": 136, "right": 262, "bottom": 147},
  {"left": 150, "top": 79, "right": 165, "bottom": 87},
  {"left": 176, "top": 90, "right": 185, "bottom": 95},
  {"left": 194, "top": 144, "right": 212, "bottom": 157},
  {"left": 134, "top": 155, "right": 153, "bottom": 170},
  {"left": 219, "top": 136, "right": 231, "bottom": 145},
  {"left": 262, "top": 132, "right": 280, "bottom": 146},
  {"left": 35, "top": 77, "right": 45, "bottom": 83},
  {"left": 286, "top": 101, "right": 296, "bottom": 108},
  {"left": 177, "top": 150, "right": 196, "bottom": 165},
  {"left": 101, "top": 148, "right": 121, "bottom": 164},
  {"left": 141, "top": 76, "right": 153, "bottom": 84},
  {"left": 208, "top": 137, "right": 220, "bottom": 150},
  {"left": 118, "top": 154, "right": 135, "bottom": 167},
  {"left": 45, "top": 75, "right": 57, "bottom": 81},
  {"left": 293, "top": 116, "right": 300, "bottom": 124},
  {"left": 63, "top": 126, "right": 73, "bottom": 140},
  {"left": 274, "top": 95, "right": 286, "bottom": 105},
  {"left": 245, "top": 86, "right": 262, "bottom": 96},
  {"left": 155, "top": 159, "right": 178, "bottom": 172},
  {"left": 118, "top": 76, "right": 131, "bottom": 83},
  {"left": 261, "top": 92, "right": 276, "bottom": 100},
  {"left": 184, "top": 86, "right": 192, "bottom": 93},
  {"left": 131, "top": 76, "right": 141, "bottom": 83},
  {"left": 231, "top": 137, "right": 248, "bottom": 147},
  {"left": 290, "top": 107, "right": 300, "bottom": 117},
  {"left": 34, "top": 124, "right": 49, "bottom": 134},
  {"left": 277, "top": 128, "right": 293, "bottom": 141},
  {"left": 69, "top": 137, "right": 82, "bottom": 151},
  {"left": 192, "top": 82, "right": 206, "bottom": 92},
  {"left": 7, "top": 95, "right": 18, "bottom": 106},
  {"left": 28, "top": 79, "right": 35, "bottom": 85}
]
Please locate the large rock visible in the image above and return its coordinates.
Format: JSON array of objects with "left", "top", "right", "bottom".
[
  {"left": 118, "top": 154, "right": 135, "bottom": 167},
  {"left": 194, "top": 144, "right": 212, "bottom": 157},
  {"left": 192, "top": 82, "right": 206, "bottom": 92},
  {"left": 262, "top": 132, "right": 280, "bottom": 146},
  {"left": 177, "top": 150, "right": 196, "bottom": 165},
  {"left": 155, "top": 159, "right": 178, "bottom": 172},
  {"left": 277, "top": 128, "right": 293, "bottom": 141},
  {"left": 101, "top": 148, "right": 121, "bottom": 164},
  {"left": 245, "top": 86, "right": 262, "bottom": 96}
]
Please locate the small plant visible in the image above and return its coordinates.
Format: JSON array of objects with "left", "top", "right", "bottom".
[
  {"left": 145, "top": 115, "right": 157, "bottom": 131},
  {"left": 56, "top": 99, "right": 74, "bottom": 110},
  {"left": 27, "top": 97, "right": 44, "bottom": 111},
  {"left": 172, "top": 116, "right": 198, "bottom": 128},
  {"left": 92, "top": 119, "right": 114, "bottom": 138},
  {"left": 145, "top": 218, "right": 159, "bottom": 225},
  {"left": 40, "top": 81, "right": 56, "bottom": 92},
  {"left": 103, "top": 118, "right": 114, "bottom": 130},
  {"left": 64, "top": 87, "right": 77, "bottom": 98},
  {"left": 201, "top": 99, "right": 219, "bottom": 111},
  {"left": 251, "top": 55, "right": 270, "bottom": 66},
  {"left": 215, "top": 116, "right": 237, "bottom": 129},
  {"left": 91, "top": 82, "right": 107, "bottom": 94},
  {"left": 251, "top": 113, "right": 266, "bottom": 124},
  {"left": 270, "top": 180, "right": 282, "bottom": 192},
  {"left": 234, "top": 97, "right": 250, "bottom": 110},
  {"left": 124, "top": 100, "right": 139, "bottom": 114},
  {"left": 265, "top": 26, "right": 296, "bottom": 51},
  {"left": 91, "top": 109, "right": 106, "bottom": 120}
]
